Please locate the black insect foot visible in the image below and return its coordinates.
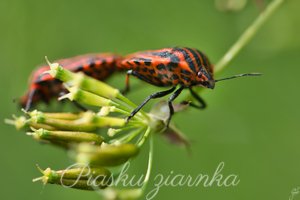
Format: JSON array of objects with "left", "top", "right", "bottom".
[
  {"left": 125, "top": 115, "right": 133, "bottom": 123},
  {"left": 121, "top": 89, "right": 129, "bottom": 95},
  {"left": 166, "top": 119, "right": 171, "bottom": 128}
]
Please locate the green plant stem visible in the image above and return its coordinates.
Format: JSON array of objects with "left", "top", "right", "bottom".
[
  {"left": 141, "top": 135, "right": 153, "bottom": 192},
  {"left": 214, "top": 0, "right": 285, "bottom": 73},
  {"left": 137, "top": 127, "right": 151, "bottom": 147},
  {"left": 116, "top": 127, "right": 146, "bottom": 144},
  {"left": 113, "top": 98, "right": 149, "bottom": 122}
]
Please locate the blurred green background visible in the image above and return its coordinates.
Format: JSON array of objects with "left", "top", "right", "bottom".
[{"left": 1, "top": 0, "right": 300, "bottom": 199}]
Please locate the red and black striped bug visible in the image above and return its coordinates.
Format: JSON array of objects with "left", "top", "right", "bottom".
[
  {"left": 20, "top": 53, "right": 123, "bottom": 111},
  {"left": 119, "top": 47, "right": 261, "bottom": 126}
]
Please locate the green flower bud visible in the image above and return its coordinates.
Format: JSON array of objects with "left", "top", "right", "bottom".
[
  {"left": 59, "top": 87, "right": 114, "bottom": 107},
  {"left": 75, "top": 143, "right": 139, "bottom": 167},
  {"left": 28, "top": 128, "right": 104, "bottom": 145},
  {"left": 5, "top": 116, "right": 28, "bottom": 130},
  {"left": 43, "top": 112, "right": 83, "bottom": 120},
  {"left": 55, "top": 166, "right": 111, "bottom": 181},
  {"left": 29, "top": 122, "right": 57, "bottom": 131},
  {"left": 47, "top": 62, "right": 120, "bottom": 99},
  {"left": 27, "top": 110, "right": 45, "bottom": 123},
  {"left": 43, "top": 118, "right": 96, "bottom": 132},
  {"left": 71, "top": 72, "right": 119, "bottom": 99},
  {"left": 47, "top": 61, "right": 74, "bottom": 82},
  {"left": 28, "top": 111, "right": 97, "bottom": 132},
  {"left": 107, "top": 128, "right": 121, "bottom": 137},
  {"left": 92, "top": 116, "right": 126, "bottom": 127},
  {"left": 5, "top": 116, "right": 56, "bottom": 131},
  {"left": 33, "top": 164, "right": 111, "bottom": 190},
  {"left": 101, "top": 188, "right": 143, "bottom": 200},
  {"left": 98, "top": 106, "right": 114, "bottom": 116}
]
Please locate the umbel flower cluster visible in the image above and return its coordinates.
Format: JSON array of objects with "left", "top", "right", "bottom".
[{"left": 6, "top": 60, "right": 188, "bottom": 200}]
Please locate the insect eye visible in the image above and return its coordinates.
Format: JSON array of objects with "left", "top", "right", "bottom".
[{"left": 197, "top": 71, "right": 203, "bottom": 78}]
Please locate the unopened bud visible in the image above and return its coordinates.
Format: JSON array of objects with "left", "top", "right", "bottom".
[
  {"left": 59, "top": 87, "right": 113, "bottom": 108},
  {"left": 28, "top": 128, "right": 104, "bottom": 146},
  {"left": 75, "top": 143, "right": 139, "bottom": 167},
  {"left": 33, "top": 164, "right": 111, "bottom": 190}
]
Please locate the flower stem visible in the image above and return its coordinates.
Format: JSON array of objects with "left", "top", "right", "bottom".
[
  {"left": 117, "top": 127, "right": 146, "bottom": 144},
  {"left": 214, "top": 0, "right": 285, "bottom": 73},
  {"left": 141, "top": 135, "right": 153, "bottom": 192},
  {"left": 137, "top": 127, "right": 152, "bottom": 147}
]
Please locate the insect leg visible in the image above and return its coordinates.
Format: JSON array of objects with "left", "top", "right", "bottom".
[
  {"left": 122, "top": 70, "right": 155, "bottom": 94},
  {"left": 127, "top": 86, "right": 177, "bottom": 122},
  {"left": 188, "top": 87, "right": 206, "bottom": 109},
  {"left": 122, "top": 70, "right": 133, "bottom": 94},
  {"left": 25, "top": 89, "right": 37, "bottom": 111},
  {"left": 166, "top": 86, "right": 185, "bottom": 127}
]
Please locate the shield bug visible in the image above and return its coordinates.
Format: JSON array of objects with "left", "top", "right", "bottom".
[
  {"left": 20, "top": 53, "right": 123, "bottom": 111},
  {"left": 118, "top": 47, "right": 261, "bottom": 126}
]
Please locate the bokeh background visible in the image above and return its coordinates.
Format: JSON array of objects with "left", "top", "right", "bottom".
[{"left": 1, "top": 0, "right": 300, "bottom": 199}]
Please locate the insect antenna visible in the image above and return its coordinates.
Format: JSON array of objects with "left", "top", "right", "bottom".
[{"left": 215, "top": 73, "right": 262, "bottom": 82}]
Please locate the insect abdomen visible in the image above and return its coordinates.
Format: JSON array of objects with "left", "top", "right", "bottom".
[{"left": 20, "top": 53, "right": 123, "bottom": 109}]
